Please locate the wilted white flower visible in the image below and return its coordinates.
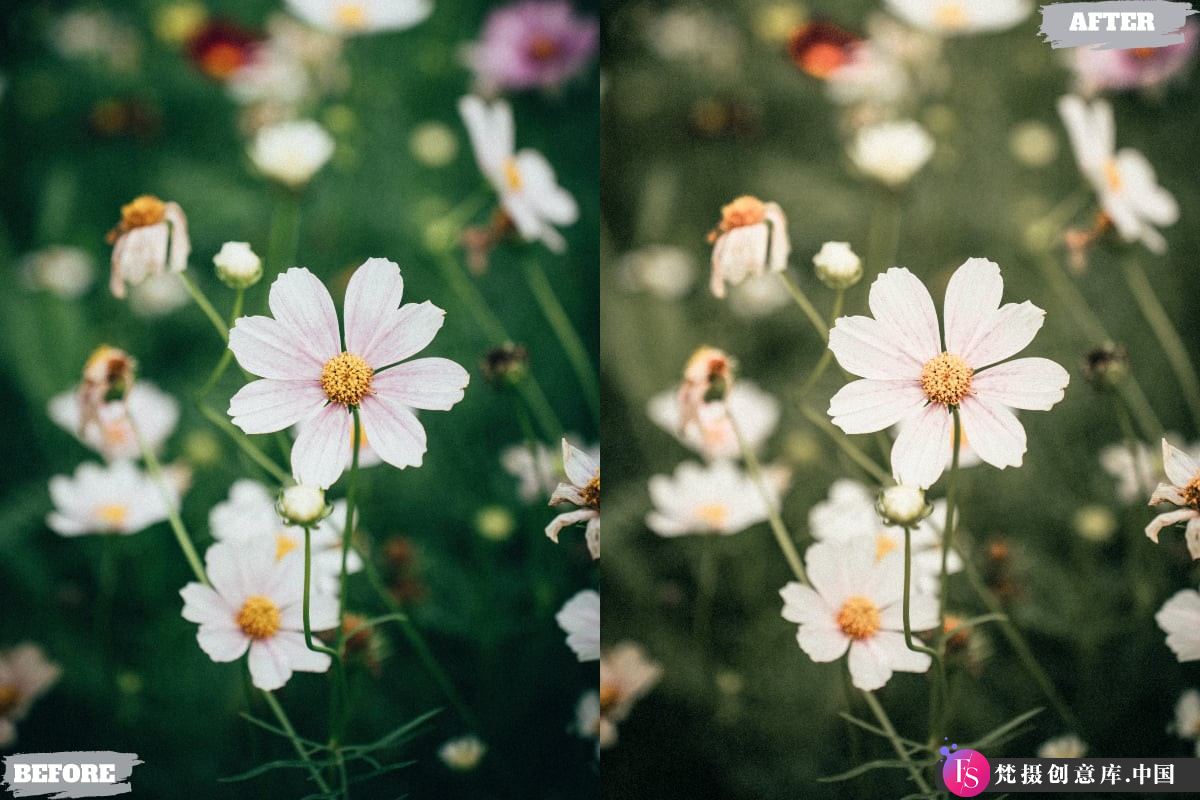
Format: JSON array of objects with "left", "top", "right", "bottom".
[
  {"left": 597, "top": 642, "right": 662, "bottom": 748},
  {"left": 616, "top": 245, "right": 696, "bottom": 299},
  {"left": 556, "top": 589, "right": 600, "bottom": 662},
  {"left": 848, "top": 120, "right": 934, "bottom": 188},
  {"left": 213, "top": 242, "right": 263, "bottom": 289},
  {"left": 250, "top": 119, "right": 335, "bottom": 188},
  {"left": 438, "top": 735, "right": 487, "bottom": 771},
  {"left": 285, "top": 0, "right": 432, "bottom": 35},
  {"left": 546, "top": 440, "right": 600, "bottom": 559},
  {"left": 49, "top": 381, "right": 179, "bottom": 462},
  {"left": 21, "top": 246, "right": 95, "bottom": 299},
  {"left": 502, "top": 438, "right": 598, "bottom": 504},
  {"left": 1038, "top": 734, "right": 1087, "bottom": 758},
  {"left": 0, "top": 644, "right": 61, "bottom": 747},
  {"left": 706, "top": 195, "right": 790, "bottom": 299},
  {"left": 812, "top": 241, "right": 862, "bottom": 290},
  {"left": 885, "top": 0, "right": 1031, "bottom": 36},
  {"left": 105, "top": 195, "right": 190, "bottom": 299},
  {"left": 47, "top": 461, "right": 174, "bottom": 536},
  {"left": 646, "top": 460, "right": 773, "bottom": 537},
  {"left": 647, "top": 380, "right": 779, "bottom": 462},
  {"left": 1145, "top": 439, "right": 1200, "bottom": 558}
]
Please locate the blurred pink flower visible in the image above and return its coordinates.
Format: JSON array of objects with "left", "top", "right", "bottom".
[
  {"left": 1071, "top": 22, "right": 1199, "bottom": 95},
  {"left": 465, "top": 0, "right": 598, "bottom": 93}
]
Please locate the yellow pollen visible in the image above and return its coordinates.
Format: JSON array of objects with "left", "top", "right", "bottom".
[
  {"left": 1182, "top": 475, "right": 1200, "bottom": 509},
  {"left": 1104, "top": 159, "right": 1123, "bottom": 192},
  {"left": 718, "top": 195, "right": 766, "bottom": 231},
  {"left": 934, "top": 2, "right": 968, "bottom": 29},
  {"left": 320, "top": 352, "right": 374, "bottom": 406},
  {"left": 119, "top": 195, "right": 167, "bottom": 229},
  {"left": 580, "top": 472, "right": 600, "bottom": 508},
  {"left": 96, "top": 503, "right": 129, "bottom": 528},
  {"left": 237, "top": 595, "right": 282, "bottom": 639},
  {"left": 696, "top": 503, "right": 729, "bottom": 529},
  {"left": 334, "top": 3, "right": 368, "bottom": 29},
  {"left": 920, "top": 352, "right": 974, "bottom": 406},
  {"left": 275, "top": 532, "right": 299, "bottom": 560},
  {"left": 503, "top": 158, "right": 523, "bottom": 191},
  {"left": 836, "top": 595, "right": 881, "bottom": 640},
  {"left": 875, "top": 533, "right": 899, "bottom": 561},
  {"left": 0, "top": 684, "right": 20, "bottom": 716},
  {"left": 599, "top": 680, "right": 619, "bottom": 714}
]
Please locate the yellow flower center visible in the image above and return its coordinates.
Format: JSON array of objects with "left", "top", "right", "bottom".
[
  {"left": 96, "top": 503, "right": 129, "bottom": 528},
  {"left": 275, "top": 532, "right": 299, "bottom": 560},
  {"left": 836, "top": 595, "right": 881, "bottom": 640},
  {"left": 120, "top": 195, "right": 167, "bottom": 229},
  {"left": 580, "top": 471, "right": 600, "bottom": 508},
  {"left": 696, "top": 503, "right": 729, "bottom": 529},
  {"left": 1104, "top": 159, "right": 1123, "bottom": 192},
  {"left": 334, "top": 2, "right": 368, "bottom": 29},
  {"left": 934, "top": 2, "right": 968, "bottom": 29},
  {"left": 718, "top": 195, "right": 766, "bottom": 231},
  {"left": 237, "top": 595, "right": 282, "bottom": 640},
  {"left": 320, "top": 352, "right": 374, "bottom": 406},
  {"left": 920, "top": 352, "right": 974, "bottom": 406},
  {"left": 1182, "top": 475, "right": 1200, "bottom": 509},
  {"left": 503, "top": 158, "right": 523, "bottom": 191},
  {"left": 875, "top": 532, "right": 899, "bottom": 560},
  {"left": 0, "top": 684, "right": 20, "bottom": 716}
]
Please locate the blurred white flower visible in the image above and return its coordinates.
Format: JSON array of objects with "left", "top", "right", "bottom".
[
  {"left": 706, "top": 195, "right": 790, "bottom": 299},
  {"left": 884, "top": 0, "right": 1031, "bottom": 36},
  {"left": 812, "top": 241, "right": 862, "bottom": 290},
  {"left": 780, "top": 539, "right": 936, "bottom": 691},
  {"left": 250, "top": 119, "right": 335, "bottom": 188},
  {"left": 181, "top": 538, "right": 337, "bottom": 691},
  {"left": 615, "top": 245, "right": 696, "bottom": 299},
  {"left": 47, "top": 461, "right": 174, "bottom": 536},
  {"left": 546, "top": 440, "right": 600, "bottom": 559},
  {"left": 0, "top": 643, "right": 61, "bottom": 748},
  {"left": 458, "top": 95, "right": 579, "bottom": 252},
  {"left": 826, "top": 42, "right": 910, "bottom": 109},
  {"left": 828, "top": 259, "right": 1068, "bottom": 488},
  {"left": 647, "top": 8, "right": 741, "bottom": 72},
  {"left": 646, "top": 460, "right": 773, "bottom": 537},
  {"left": 228, "top": 47, "right": 311, "bottom": 108},
  {"left": 502, "top": 437, "right": 598, "bottom": 504},
  {"left": 597, "top": 642, "right": 662, "bottom": 748},
  {"left": 574, "top": 690, "right": 601, "bottom": 752},
  {"left": 49, "top": 381, "right": 179, "bottom": 462},
  {"left": 1145, "top": 439, "right": 1200, "bottom": 558},
  {"left": 51, "top": 9, "right": 141, "bottom": 71},
  {"left": 848, "top": 120, "right": 934, "bottom": 188},
  {"left": 285, "top": 0, "right": 432, "bottom": 35},
  {"left": 1058, "top": 95, "right": 1178, "bottom": 253},
  {"left": 1174, "top": 690, "right": 1200, "bottom": 754},
  {"left": 106, "top": 195, "right": 190, "bottom": 299},
  {"left": 1101, "top": 440, "right": 1159, "bottom": 504},
  {"left": 727, "top": 273, "right": 793, "bottom": 318},
  {"left": 1008, "top": 120, "right": 1058, "bottom": 168},
  {"left": 556, "top": 589, "right": 600, "bottom": 662},
  {"left": 438, "top": 735, "right": 487, "bottom": 771},
  {"left": 409, "top": 122, "right": 458, "bottom": 167},
  {"left": 20, "top": 246, "right": 95, "bottom": 299},
  {"left": 1037, "top": 734, "right": 1087, "bottom": 758},
  {"left": 213, "top": 241, "right": 263, "bottom": 289},
  {"left": 647, "top": 380, "right": 779, "bottom": 462},
  {"left": 1068, "top": 22, "right": 1199, "bottom": 96},
  {"left": 1158, "top": 586, "right": 1200, "bottom": 663}
]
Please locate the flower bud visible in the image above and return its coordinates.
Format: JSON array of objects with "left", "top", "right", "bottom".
[
  {"left": 481, "top": 343, "right": 529, "bottom": 387},
  {"left": 278, "top": 484, "right": 329, "bottom": 526},
  {"left": 876, "top": 484, "right": 931, "bottom": 527},
  {"left": 1083, "top": 343, "right": 1128, "bottom": 391},
  {"left": 213, "top": 241, "right": 262, "bottom": 289},
  {"left": 812, "top": 241, "right": 862, "bottom": 289}
]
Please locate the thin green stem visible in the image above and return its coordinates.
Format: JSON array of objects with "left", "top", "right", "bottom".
[
  {"left": 778, "top": 272, "right": 829, "bottom": 341},
  {"left": 130, "top": 416, "right": 206, "bottom": 584},
  {"left": 799, "top": 405, "right": 890, "bottom": 485},
  {"left": 336, "top": 409, "right": 362, "bottom": 650},
  {"left": 198, "top": 404, "right": 290, "bottom": 484},
  {"left": 797, "top": 290, "right": 845, "bottom": 400},
  {"left": 262, "top": 691, "right": 332, "bottom": 795},
  {"left": 302, "top": 528, "right": 341, "bottom": 660},
  {"left": 938, "top": 410, "right": 962, "bottom": 622},
  {"left": 521, "top": 257, "right": 599, "bottom": 419},
  {"left": 901, "top": 528, "right": 940, "bottom": 661},
  {"left": 198, "top": 289, "right": 244, "bottom": 398},
  {"left": 180, "top": 273, "right": 229, "bottom": 342},
  {"left": 862, "top": 690, "right": 931, "bottom": 795}
]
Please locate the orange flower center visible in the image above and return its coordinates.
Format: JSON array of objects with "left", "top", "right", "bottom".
[
  {"left": 320, "top": 352, "right": 374, "bottom": 406},
  {"left": 920, "top": 352, "right": 973, "bottom": 406},
  {"left": 237, "top": 595, "right": 281, "bottom": 639},
  {"left": 1104, "top": 159, "right": 1123, "bottom": 192},
  {"left": 503, "top": 157, "right": 523, "bottom": 191},
  {"left": 875, "top": 532, "right": 899, "bottom": 560},
  {"left": 696, "top": 503, "right": 729, "bottom": 529},
  {"left": 836, "top": 595, "right": 881, "bottom": 640},
  {"left": 527, "top": 35, "right": 561, "bottom": 62},
  {"left": 1132, "top": 47, "right": 1157, "bottom": 60},
  {"left": 120, "top": 195, "right": 167, "bottom": 229},
  {"left": 718, "top": 195, "right": 767, "bottom": 231},
  {"left": 0, "top": 684, "right": 20, "bottom": 716},
  {"left": 1182, "top": 475, "right": 1200, "bottom": 509},
  {"left": 580, "top": 472, "right": 600, "bottom": 508},
  {"left": 96, "top": 503, "right": 129, "bottom": 528},
  {"left": 200, "top": 43, "right": 246, "bottom": 79},
  {"left": 934, "top": 2, "right": 968, "bottom": 29}
]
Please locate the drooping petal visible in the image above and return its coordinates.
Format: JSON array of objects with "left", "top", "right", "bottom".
[
  {"left": 373, "top": 358, "right": 469, "bottom": 410},
  {"left": 362, "top": 302, "right": 447, "bottom": 369},
  {"left": 291, "top": 404, "right": 352, "bottom": 488},
  {"left": 957, "top": 396, "right": 1026, "bottom": 470},
  {"left": 164, "top": 202, "right": 191, "bottom": 274},
  {"left": 1163, "top": 439, "right": 1200, "bottom": 487},
  {"left": 1146, "top": 509, "right": 1200, "bottom": 544},
  {"left": 867, "top": 267, "right": 941, "bottom": 364},
  {"left": 943, "top": 258, "right": 1003, "bottom": 356},
  {"left": 890, "top": 404, "right": 952, "bottom": 488},
  {"left": 344, "top": 258, "right": 405, "bottom": 358},
  {"left": 247, "top": 640, "right": 292, "bottom": 691},
  {"left": 268, "top": 268, "right": 342, "bottom": 363},
  {"left": 971, "top": 357, "right": 1069, "bottom": 411},
  {"left": 1150, "top": 482, "right": 1185, "bottom": 506},
  {"left": 828, "top": 316, "right": 923, "bottom": 380},
  {"left": 229, "top": 379, "right": 325, "bottom": 434},
  {"left": 358, "top": 394, "right": 427, "bottom": 470},
  {"left": 549, "top": 508, "right": 597, "bottom": 541},
  {"left": 828, "top": 379, "right": 927, "bottom": 434},
  {"left": 959, "top": 302, "right": 1046, "bottom": 369},
  {"left": 229, "top": 316, "right": 323, "bottom": 380}
]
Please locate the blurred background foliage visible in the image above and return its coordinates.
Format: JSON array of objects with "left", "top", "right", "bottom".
[
  {"left": 601, "top": 1, "right": 1200, "bottom": 797},
  {"left": 0, "top": 0, "right": 598, "bottom": 797}
]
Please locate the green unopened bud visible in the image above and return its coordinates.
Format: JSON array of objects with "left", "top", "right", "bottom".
[{"left": 213, "top": 241, "right": 262, "bottom": 289}]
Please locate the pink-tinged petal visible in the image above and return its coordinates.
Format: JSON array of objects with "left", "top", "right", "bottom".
[
  {"left": 828, "top": 379, "right": 926, "bottom": 434},
  {"left": 363, "top": 302, "right": 447, "bottom": 368},
  {"left": 847, "top": 640, "right": 892, "bottom": 691},
  {"left": 828, "top": 316, "right": 923, "bottom": 379},
  {"left": 206, "top": 540, "right": 274, "bottom": 607},
  {"left": 943, "top": 258, "right": 1003, "bottom": 356},
  {"left": 891, "top": 404, "right": 952, "bottom": 489},
  {"left": 957, "top": 396, "right": 1026, "bottom": 470},
  {"left": 358, "top": 394, "right": 427, "bottom": 470},
  {"left": 1146, "top": 508, "right": 1200, "bottom": 544},
  {"left": 229, "top": 379, "right": 325, "bottom": 434},
  {"left": 291, "top": 404, "right": 351, "bottom": 488},
  {"left": 971, "top": 357, "right": 1069, "bottom": 411},
  {"left": 111, "top": 224, "right": 169, "bottom": 297},
  {"left": 229, "top": 316, "right": 322, "bottom": 379},
  {"left": 797, "top": 624, "right": 850, "bottom": 663},
  {"left": 196, "top": 626, "right": 250, "bottom": 663},
  {"left": 1163, "top": 439, "right": 1200, "bottom": 487},
  {"left": 959, "top": 301, "right": 1046, "bottom": 369},
  {"left": 373, "top": 358, "right": 469, "bottom": 411},
  {"left": 343, "top": 258, "right": 405, "bottom": 358},
  {"left": 868, "top": 267, "right": 941, "bottom": 364},
  {"left": 247, "top": 640, "right": 292, "bottom": 691},
  {"left": 268, "top": 268, "right": 342, "bottom": 363}
]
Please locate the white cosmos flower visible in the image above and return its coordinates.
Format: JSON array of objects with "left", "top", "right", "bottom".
[
  {"left": 1037, "top": 734, "right": 1087, "bottom": 758},
  {"left": 1157, "top": 585, "right": 1200, "bottom": 663},
  {"left": 209, "top": 480, "right": 360, "bottom": 594},
  {"left": 47, "top": 461, "right": 174, "bottom": 536},
  {"left": 20, "top": 245, "right": 95, "bottom": 299},
  {"left": 647, "top": 381, "right": 780, "bottom": 461},
  {"left": 1145, "top": 439, "right": 1200, "bottom": 558},
  {"left": 0, "top": 643, "right": 61, "bottom": 747},
  {"left": 809, "top": 479, "right": 960, "bottom": 594},
  {"left": 1057, "top": 95, "right": 1179, "bottom": 253},
  {"left": 106, "top": 195, "right": 190, "bottom": 299},
  {"left": 706, "top": 195, "right": 790, "bottom": 299},
  {"left": 1173, "top": 690, "right": 1200, "bottom": 754},
  {"left": 501, "top": 437, "right": 598, "bottom": 504},
  {"left": 556, "top": 589, "right": 600, "bottom": 662},
  {"left": 226, "top": 259, "right": 469, "bottom": 489},
  {"left": 458, "top": 95, "right": 579, "bottom": 252},
  {"left": 438, "top": 735, "right": 487, "bottom": 771},
  {"left": 827, "top": 259, "right": 1069, "bottom": 488},
  {"left": 249, "top": 119, "right": 335, "bottom": 188},
  {"left": 181, "top": 538, "right": 337, "bottom": 691},
  {"left": 849, "top": 120, "right": 934, "bottom": 188},
  {"left": 286, "top": 0, "right": 432, "bottom": 35},
  {"left": 49, "top": 381, "right": 179, "bottom": 461},
  {"left": 547, "top": 440, "right": 600, "bottom": 559},
  {"left": 780, "top": 539, "right": 937, "bottom": 691},
  {"left": 885, "top": 0, "right": 1031, "bottom": 36},
  {"left": 598, "top": 642, "right": 662, "bottom": 749},
  {"left": 646, "top": 460, "right": 772, "bottom": 537}
]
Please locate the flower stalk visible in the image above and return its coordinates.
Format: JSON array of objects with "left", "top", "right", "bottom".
[{"left": 520, "top": 257, "right": 599, "bottom": 419}]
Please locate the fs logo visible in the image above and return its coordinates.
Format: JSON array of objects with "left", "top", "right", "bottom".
[{"left": 941, "top": 744, "right": 990, "bottom": 798}]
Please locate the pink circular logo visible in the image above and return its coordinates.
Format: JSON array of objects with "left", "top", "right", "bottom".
[{"left": 942, "top": 747, "right": 990, "bottom": 797}]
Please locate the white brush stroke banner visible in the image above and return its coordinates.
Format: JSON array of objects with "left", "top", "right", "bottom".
[
  {"left": 1040, "top": 1, "right": 1196, "bottom": 49},
  {"left": 1, "top": 753, "right": 141, "bottom": 798}
]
